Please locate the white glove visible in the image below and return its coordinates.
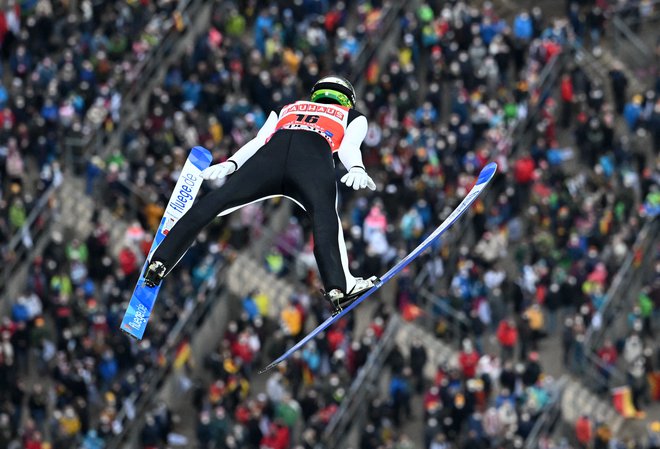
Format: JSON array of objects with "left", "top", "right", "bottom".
[
  {"left": 201, "top": 161, "right": 237, "bottom": 181},
  {"left": 340, "top": 166, "right": 376, "bottom": 191}
]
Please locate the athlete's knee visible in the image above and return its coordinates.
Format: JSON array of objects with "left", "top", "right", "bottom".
[
  {"left": 177, "top": 203, "right": 216, "bottom": 230},
  {"left": 312, "top": 216, "right": 340, "bottom": 236}
]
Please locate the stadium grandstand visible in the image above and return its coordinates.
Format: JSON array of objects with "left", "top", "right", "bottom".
[{"left": 0, "top": 0, "right": 658, "bottom": 449}]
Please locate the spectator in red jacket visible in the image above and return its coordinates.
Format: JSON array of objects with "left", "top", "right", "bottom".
[
  {"left": 231, "top": 332, "right": 255, "bottom": 369},
  {"left": 513, "top": 153, "right": 535, "bottom": 185},
  {"left": 118, "top": 246, "right": 139, "bottom": 277},
  {"left": 597, "top": 339, "right": 618, "bottom": 366},
  {"left": 260, "top": 422, "right": 290, "bottom": 449},
  {"left": 560, "top": 73, "right": 574, "bottom": 128},
  {"left": 597, "top": 339, "right": 618, "bottom": 386},
  {"left": 496, "top": 318, "right": 518, "bottom": 362},
  {"left": 458, "top": 339, "right": 480, "bottom": 379},
  {"left": 575, "top": 414, "right": 593, "bottom": 449},
  {"left": 513, "top": 152, "right": 535, "bottom": 206}
]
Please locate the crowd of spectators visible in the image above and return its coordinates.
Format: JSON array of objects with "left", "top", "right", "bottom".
[
  {"left": 171, "top": 298, "right": 399, "bottom": 449},
  {"left": 133, "top": 0, "right": 659, "bottom": 447},
  {"left": 248, "top": 0, "right": 659, "bottom": 388},
  {"left": 0, "top": 0, "right": 226, "bottom": 447},
  {"left": 0, "top": 195, "right": 261, "bottom": 448},
  {"left": 104, "top": 0, "right": 384, "bottom": 223},
  {"left": 0, "top": 1, "right": 253, "bottom": 448},
  {"left": 533, "top": 418, "right": 660, "bottom": 449},
  {"left": 141, "top": 1, "right": 652, "bottom": 448},
  {"left": 416, "top": 344, "right": 555, "bottom": 449},
  {"left": 0, "top": 0, "right": 396, "bottom": 448},
  {"left": 256, "top": 0, "right": 660, "bottom": 447},
  {"left": 360, "top": 0, "right": 660, "bottom": 387},
  {"left": 0, "top": 0, "right": 192, "bottom": 280},
  {"left": 1, "top": 0, "right": 659, "bottom": 448},
  {"left": 591, "top": 237, "right": 660, "bottom": 411}
]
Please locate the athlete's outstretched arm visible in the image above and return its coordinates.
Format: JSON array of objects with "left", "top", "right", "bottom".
[
  {"left": 336, "top": 115, "right": 367, "bottom": 170},
  {"left": 201, "top": 111, "right": 279, "bottom": 181},
  {"left": 228, "top": 111, "right": 279, "bottom": 168},
  {"left": 337, "top": 115, "right": 376, "bottom": 190}
]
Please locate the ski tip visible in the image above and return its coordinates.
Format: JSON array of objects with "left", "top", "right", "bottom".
[
  {"left": 190, "top": 146, "right": 213, "bottom": 170},
  {"left": 258, "top": 362, "right": 279, "bottom": 374},
  {"left": 191, "top": 145, "right": 212, "bottom": 156},
  {"left": 477, "top": 162, "right": 498, "bottom": 185},
  {"left": 120, "top": 327, "right": 142, "bottom": 341}
]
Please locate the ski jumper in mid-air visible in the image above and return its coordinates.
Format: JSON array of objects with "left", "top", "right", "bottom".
[{"left": 143, "top": 76, "right": 378, "bottom": 313}]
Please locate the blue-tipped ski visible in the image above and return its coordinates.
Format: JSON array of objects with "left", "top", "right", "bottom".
[
  {"left": 259, "top": 162, "right": 498, "bottom": 373},
  {"left": 120, "top": 146, "right": 213, "bottom": 340}
]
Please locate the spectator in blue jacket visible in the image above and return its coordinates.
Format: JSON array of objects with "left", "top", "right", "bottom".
[{"left": 513, "top": 12, "right": 534, "bottom": 42}]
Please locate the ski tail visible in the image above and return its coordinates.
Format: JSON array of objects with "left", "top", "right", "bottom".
[
  {"left": 120, "top": 146, "right": 213, "bottom": 340},
  {"left": 258, "top": 162, "right": 498, "bottom": 373}
]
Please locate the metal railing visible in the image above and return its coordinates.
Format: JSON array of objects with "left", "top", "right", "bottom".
[
  {"left": 582, "top": 348, "right": 626, "bottom": 393},
  {"left": 609, "top": 0, "right": 659, "bottom": 86},
  {"left": 421, "top": 49, "right": 569, "bottom": 295},
  {"left": 414, "top": 278, "right": 473, "bottom": 349},
  {"left": 611, "top": 0, "right": 660, "bottom": 30},
  {"left": 583, "top": 226, "right": 644, "bottom": 347},
  {"left": 106, "top": 254, "right": 230, "bottom": 449},
  {"left": 348, "top": 1, "right": 404, "bottom": 87},
  {"left": 322, "top": 314, "right": 402, "bottom": 448},
  {"left": 119, "top": 0, "right": 205, "bottom": 122},
  {"left": 409, "top": 51, "right": 569, "bottom": 337},
  {"left": 612, "top": 15, "right": 653, "bottom": 63},
  {"left": 524, "top": 376, "right": 569, "bottom": 449},
  {"left": 0, "top": 180, "right": 61, "bottom": 300},
  {"left": 582, "top": 218, "right": 659, "bottom": 391},
  {"left": 509, "top": 51, "right": 569, "bottom": 154},
  {"left": 1, "top": 0, "right": 208, "bottom": 300},
  {"left": 571, "top": 43, "right": 609, "bottom": 84}
]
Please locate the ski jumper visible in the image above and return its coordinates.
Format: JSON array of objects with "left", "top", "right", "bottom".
[{"left": 150, "top": 101, "right": 370, "bottom": 293}]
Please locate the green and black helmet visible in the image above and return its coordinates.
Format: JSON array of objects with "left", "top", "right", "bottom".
[{"left": 310, "top": 75, "right": 356, "bottom": 108}]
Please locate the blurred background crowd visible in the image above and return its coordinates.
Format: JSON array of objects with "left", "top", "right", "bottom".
[{"left": 0, "top": 0, "right": 659, "bottom": 448}]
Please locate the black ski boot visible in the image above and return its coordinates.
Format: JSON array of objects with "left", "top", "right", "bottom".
[{"left": 143, "top": 260, "right": 167, "bottom": 287}]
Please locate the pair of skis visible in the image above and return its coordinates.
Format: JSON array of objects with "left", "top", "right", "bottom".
[{"left": 119, "top": 147, "right": 498, "bottom": 373}]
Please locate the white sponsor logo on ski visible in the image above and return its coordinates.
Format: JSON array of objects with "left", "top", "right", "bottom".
[
  {"left": 170, "top": 173, "right": 199, "bottom": 215},
  {"left": 128, "top": 303, "right": 149, "bottom": 330}
]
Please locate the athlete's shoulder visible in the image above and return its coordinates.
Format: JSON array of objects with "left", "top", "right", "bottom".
[
  {"left": 276, "top": 102, "right": 301, "bottom": 114},
  {"left": 277, "top": 101, "right": 310, "bottom": 114},
  {"left": 347, "top": 108, "right": 367, "bottom": 125}
]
